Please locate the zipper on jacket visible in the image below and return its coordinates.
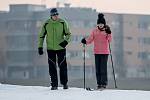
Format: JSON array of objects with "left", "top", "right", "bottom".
[{"left": 53, "top": 29, "right": 54, "bottom": 49}]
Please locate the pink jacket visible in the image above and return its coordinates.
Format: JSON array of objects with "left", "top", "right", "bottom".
[{"left": 86, "top": 27, "right": 112, "bottom": 54}]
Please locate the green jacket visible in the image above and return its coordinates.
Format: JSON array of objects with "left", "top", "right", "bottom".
[{"left": 38, "top": 18, "right": 71, "bottom": 50}]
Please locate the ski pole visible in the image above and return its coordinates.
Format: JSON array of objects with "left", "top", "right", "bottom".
[
  {"left": 108, "top": 40, "right": 117, "bottom": 88},
  {"left": 83, "top": 44, "right": 86, "bottom": 89}
]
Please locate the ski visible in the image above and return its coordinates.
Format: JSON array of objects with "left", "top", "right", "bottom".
[
  {"left": 86, "top": 87, "right": 94, "bottom": 91},
  {"left": 86, "top": 87, "right": 105, "bottom": 91}
]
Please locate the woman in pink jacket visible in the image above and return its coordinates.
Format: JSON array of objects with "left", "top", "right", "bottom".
[{"left": 81, "top": 13, "right": 112, "bottom": 90}]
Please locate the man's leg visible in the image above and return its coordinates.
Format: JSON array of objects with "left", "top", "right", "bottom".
[
  {"left": 47, "top": 50, "right": 58, "bottom": 89},
  {"left": 57, "top": 49, "right": 68, "bottom": 88}
]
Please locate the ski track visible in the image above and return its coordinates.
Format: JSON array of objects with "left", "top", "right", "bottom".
[{"left": 0, "top": 84, "right": 150, "bottom": 100}]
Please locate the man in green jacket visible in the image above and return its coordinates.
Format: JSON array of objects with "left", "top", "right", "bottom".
[{"left": 38, "top": 8, "right": 71, "bottom": 90}]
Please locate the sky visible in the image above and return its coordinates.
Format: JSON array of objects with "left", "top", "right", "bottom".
[
  {"left": 0, "top": 84, "right": 150, "bottom": 100},
  {"left": 1, "top": 0, "right": 150, "bottom": 14}
]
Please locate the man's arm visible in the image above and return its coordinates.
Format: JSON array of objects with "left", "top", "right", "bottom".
[
  {"left": 59, "top": 20, "right": 71, "bottom": 48},
  {"left": 63, "top": 21, "right": 71, "bottom": 43},
  {"left": 38, "top": 22, "right": 48, "bottom": 48}
]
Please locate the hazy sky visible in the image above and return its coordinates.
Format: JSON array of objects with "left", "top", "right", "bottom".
[{"left": 1, "top": 0, "right": 150, "bottom": 14}]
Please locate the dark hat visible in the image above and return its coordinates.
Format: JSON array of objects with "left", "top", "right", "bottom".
[
  {"left": 97, "top": 13, "right": 106, "bottom": 25},
  {"left": 50, "top": 8, "right": 59, "bottom": 16}
]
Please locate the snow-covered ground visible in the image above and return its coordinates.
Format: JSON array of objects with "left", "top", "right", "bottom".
[{"left": 0, "top": 83, "right": 150, "bottom": 100}]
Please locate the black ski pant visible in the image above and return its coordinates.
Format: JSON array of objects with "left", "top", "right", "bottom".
[
  {"left": 95, "top": 54, "right": 109, "bottom": 86},
  {"left": 47, "top": 49, "right": 68, "bottom": 87}
]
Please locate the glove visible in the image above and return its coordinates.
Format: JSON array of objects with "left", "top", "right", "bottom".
[
  {"left": 105, "top": 25, "right": 111, "bottom": 34},
  {"left": 81, "top": 38, "right": 86, "bottom": 44},
  {"left": 38, "top": 47, "right": 43, "bottom": 55},
  {"left": 59, "top": 40, "right": 68, "bottom": 48}
]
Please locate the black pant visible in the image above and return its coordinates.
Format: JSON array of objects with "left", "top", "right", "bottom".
[
  {"left": 47, "top": 49, "right": 68, "bottom": 87},
  {"left": 95, "top": 54, "right": 108, "bottom": 86}
]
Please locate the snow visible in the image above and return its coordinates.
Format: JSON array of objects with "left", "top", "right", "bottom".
[{"left": 0, "top": 84, "right": 150, "bottom": 100}]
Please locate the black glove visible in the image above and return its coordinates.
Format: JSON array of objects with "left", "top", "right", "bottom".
[
  {"left": 59, "top": 40, "right": 68, "bottom": 48},
  {"left": 38, "top": 47, "right": 43, "bottom": 55},
  {"left": 105, "top": 25, "right": 111, "bottom": 34},
  {"left": 81, "top": 38, "right": 86, "bottom": 44}
]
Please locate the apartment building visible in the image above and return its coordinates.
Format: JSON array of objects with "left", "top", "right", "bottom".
[
  {"left": 0, "top": 4, "right": 98, "bottom": 80},
  {"left": 0, "top": 4, "right": 149, "bottom": 82},
  {"left": 123, "top": 14, "right": 150, "bottom": 78}
]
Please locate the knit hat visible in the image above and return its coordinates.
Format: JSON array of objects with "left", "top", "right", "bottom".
[
  {"left": 97, "top": 13, "right": 106, "bottom": 25},
  {"left": 50, "top": 8, "right": 59, "bottom": 16}
]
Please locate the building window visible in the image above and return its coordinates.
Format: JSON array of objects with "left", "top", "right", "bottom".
[
  {"left": 111, "top": 21, "right": 120, "bottom": 29},
  {"left": 71, "top": 21, "right": 84, "bottom": 28},
  {"left": 126, "top": 51, "right": 132, "bottom": 55},
  {"left": 138, "top": 52, "right": 150, "bottom": 59},
  {"left": 138, "top": 37, "right": 150, "bottom": 45},
  {"left": 7, "top": 67, "right": 31, "bottom": 79},
  {"left": 10, "top": 71, "right": 29, "bottom": 79},
  {"left": 126, "top": 36, "right": 133, "bottom": 40},
  {"left": 67, "top": 51, "right": 90, "bottom": 58},
  {"left": 71, "top": 35, "right": 83, "bottom": 43},
  {"left": 84, "top": 21, "right": 95, "bottom": 28},
  {"left": 71, "top": 35, "right": 78, "bottom": 43},
  {"left": 7, "top": 20, "right": 33, "bottom": 32},
  {"left": 7, "top": 51, "right": 35, "bottom": 63},
  {"left": 6, "top": 35, "right": 36, "bottom": 50},
  {"left": 69, "top": 51, "right": 78, "bottom": 58},
  {"left": 81, "top": 52, "right": 90, "bottom": 58},
  {"left": 138, "top": 22, "right": 150, "bottom": 31},
  {"left": 0, "top": 69, "right": 3, "bottom": 78},
  {"left": 36, "top": 21, "right": 42, "bottom": 28}
]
